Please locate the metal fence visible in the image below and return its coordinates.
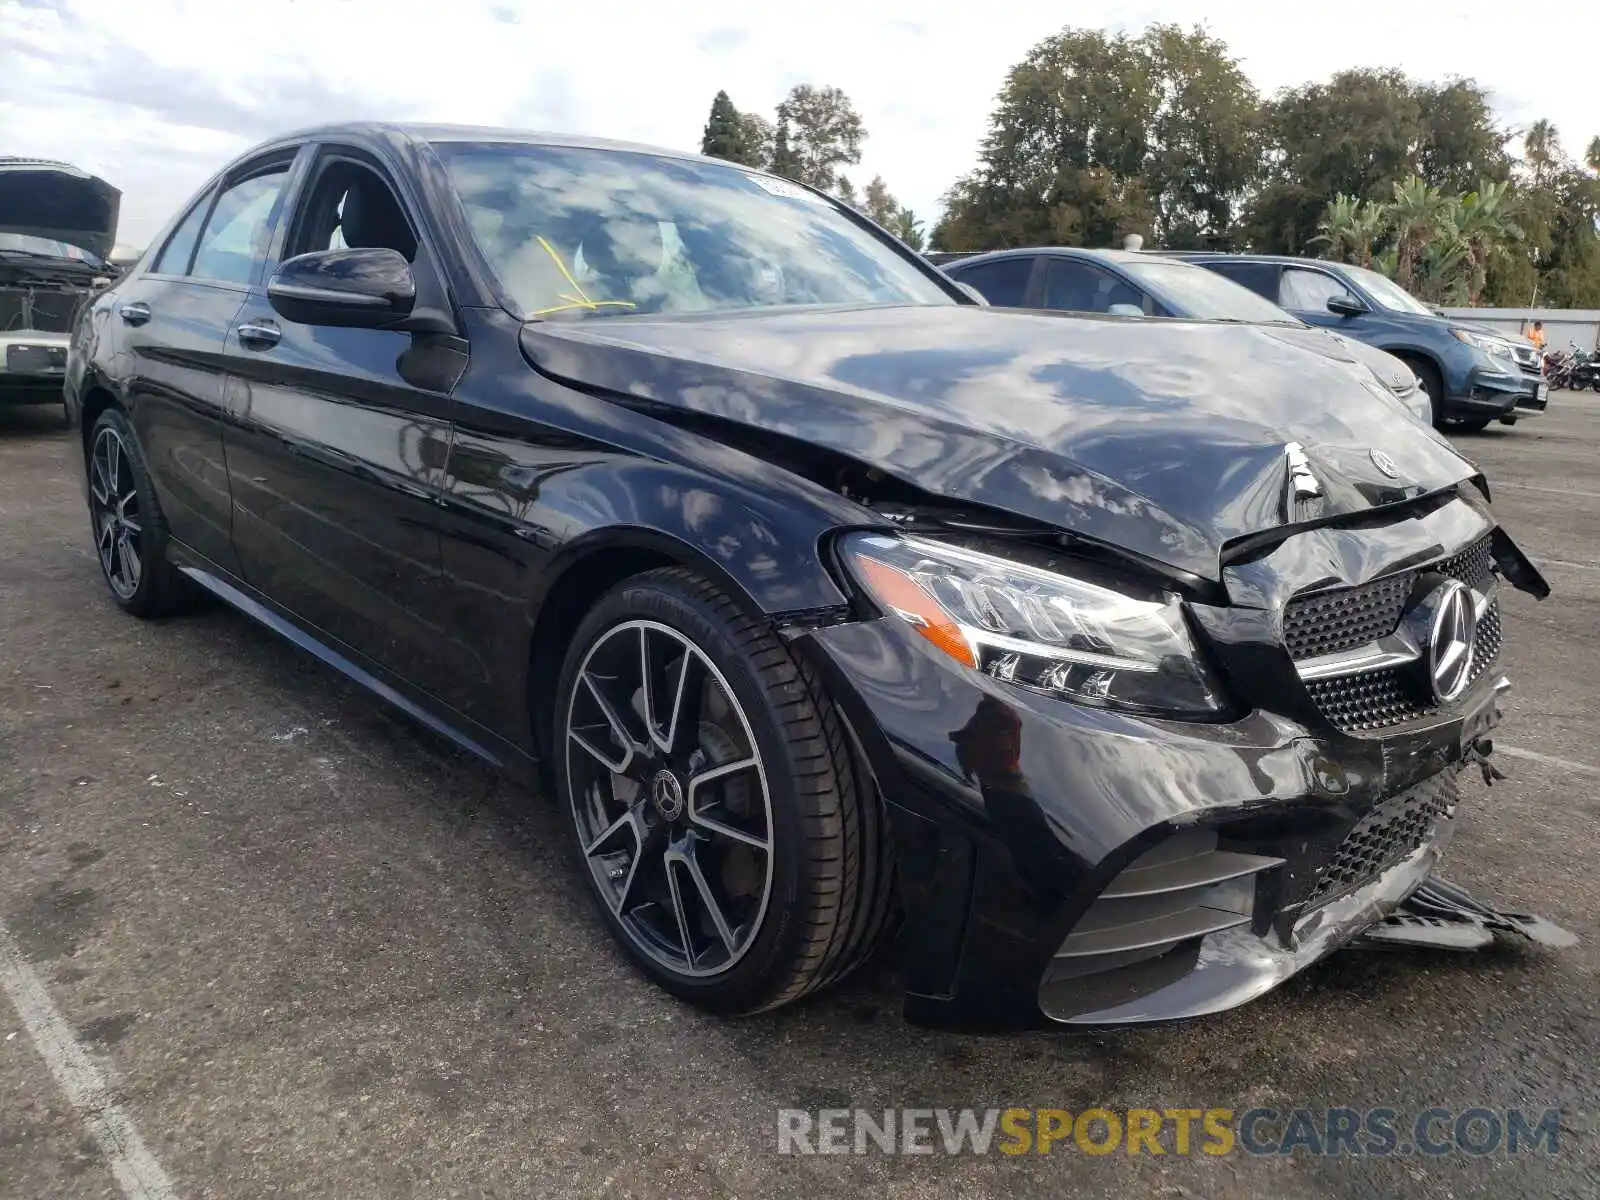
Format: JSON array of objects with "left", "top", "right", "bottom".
[{"left": 1438, "top": 308, "right": 1600, "bottom": 352}]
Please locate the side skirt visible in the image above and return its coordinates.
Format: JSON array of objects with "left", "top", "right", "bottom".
[{"left": 177, "top": 565, "right": 512, "bottom": 771}]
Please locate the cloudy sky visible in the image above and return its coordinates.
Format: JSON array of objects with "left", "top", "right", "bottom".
[{"left": 3, "top": 0, "right": 1595, "bottom": 250}]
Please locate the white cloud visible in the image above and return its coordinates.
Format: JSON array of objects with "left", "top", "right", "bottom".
[{"left": 2, "top": 0, "right": 1595, "bottom": 248}]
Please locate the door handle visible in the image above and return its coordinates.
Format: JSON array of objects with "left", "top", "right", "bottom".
[
  {"left": 118, "top": 301, "right": 151, "bottom": 326},
  {"left": 236, "top": 320, "right": 282, "bottom": 351}
]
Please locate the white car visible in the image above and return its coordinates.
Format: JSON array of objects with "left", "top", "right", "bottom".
[{"left": 0, "top": 158, "right": 119, "bottom": 412}]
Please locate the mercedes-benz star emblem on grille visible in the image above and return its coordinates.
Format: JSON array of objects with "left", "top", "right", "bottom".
[
  {"left": 1427, "top": 580, "right": 1477, "bottom": 703},
  {"left": 1369, "top": 448, "right": 1400, "bottom": 478},
  {"left": 1285, "top": 441, "right": 1322, "bottom": 498}
]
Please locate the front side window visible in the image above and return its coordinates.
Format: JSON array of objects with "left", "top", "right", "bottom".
[
  {"left": 435, "top": 141, "right": 952, "bottom": 319},
  {"left": 949, "top": 257, "right": 1034, "bottom": 307},
  {"left": 1279, "top": 267, "right": 1355, "bottom": 313},
  {"left": 189, "top": 169, "right": 289, "bottom": 286},
  {"left": 286, "top": 157, "right": 418, "bottom": 263},
  {"left": 1041, "top": 259, "right": 1150, "bottom": 314}
]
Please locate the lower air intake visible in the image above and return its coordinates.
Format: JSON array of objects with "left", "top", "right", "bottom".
[{"left": 1038, "top": 831, "right": 1283, "bottom": 1017}]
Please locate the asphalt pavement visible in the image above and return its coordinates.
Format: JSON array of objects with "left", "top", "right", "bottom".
[{"left": 1, "top": 396, "right": 1596, "bottom": 1200}]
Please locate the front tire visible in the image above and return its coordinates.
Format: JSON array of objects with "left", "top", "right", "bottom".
[
  {"left": 553, "top": 567, "right": 893, "bottom": 1013},
  {"left": 86, "top": 408, "right": 191, "bottom": 617}
]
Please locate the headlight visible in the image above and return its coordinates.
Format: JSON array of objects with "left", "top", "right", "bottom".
[
  {"left": 1451, "top": 328, "right": 1515, "bottom": 361},
  {"left": 839, "top": 533, "right": 1227, "bottom": 718}
]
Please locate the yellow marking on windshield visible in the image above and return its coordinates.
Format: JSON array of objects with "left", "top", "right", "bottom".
[{"left": 530, "top": 236, "right": 636, "bottom": 316}]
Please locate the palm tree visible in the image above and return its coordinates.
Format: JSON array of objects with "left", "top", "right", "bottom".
[
  {"left": 1524, "top": 119, "right": 1561, "bottom": 186},
  {"left": 1311, "top": 194, "right": 1386, "bottom": 267},
  {"left": 1387, "top": 177, "right": 1450, "bottom": 292},
  {"left": 890, "top": 208, "right": 926, "bottom": 252},
  {"left": 1455, "top": 180, "right": 1522, "bottom": 304}
]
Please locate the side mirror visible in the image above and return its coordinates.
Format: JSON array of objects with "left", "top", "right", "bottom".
[
  {"left": 1326, "top": 294, "right": 1367, "bottom": 317},
  {"left": 1106, "top": 302, "right": 1144, "bottom": 318},
  {"left": 952, "top": 281, "right": 989, "bottom": 306},
  {"left": 267, "top": 247, "right": 416, "bottom": 328}
]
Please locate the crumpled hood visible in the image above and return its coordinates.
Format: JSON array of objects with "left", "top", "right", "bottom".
[
  {"left": 521, "top": 305, "right": 1477, "bottom": 582},
  {"left": 0, "top": 159, "right": 120, "bottom": 261}
]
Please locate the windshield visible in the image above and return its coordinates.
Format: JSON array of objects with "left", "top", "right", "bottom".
[
  {"left": 0, "top": 231, "right": 103, "bottom": 266},
  {"left": 1343, "top": 264, "right": 1433, "bottom": 315},
  {"left": 1120, "top": 258, "right": 1298, "bottom": 324},
  {"left": 434, "top": 142, "right": 953, "bottom": 320}
]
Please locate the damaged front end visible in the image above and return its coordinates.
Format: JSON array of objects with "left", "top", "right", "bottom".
[{"left": 0, "top": 158, "right": 119, "bottom": 398}]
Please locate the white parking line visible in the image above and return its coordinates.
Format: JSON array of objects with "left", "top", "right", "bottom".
[
  {"left": 1497, "top": 744, "right": 1600, "bottom": 778},
  {"left": 1540, "top": 558, "right": 1600, "bottom": 572},
  {"left": 1495, "top": 482, "right": 1600, "bottom": 501},
  {"left": 0, "top": 922, "right": 178, "bottom": 1200}
]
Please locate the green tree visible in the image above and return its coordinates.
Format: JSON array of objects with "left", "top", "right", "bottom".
[
  {"left": 834, "top": 176, "right": 859, "bottom": 208},
  {"left": 778, "top": 85, "right": 865, "bottom": 191},
  {"left": 1311, "top": 194, "right": 1385, "bottom": 266},
  {"left": 863, "top": 175, "right": 899, "bottom": 226},
  {"left": 1523, "top": 119, "right": 1561, "bottom": 187},
  {"left": 1586, "top": 136, "right": 1600, "bottom": 173},
  {"left": 769, "top": 111, "right": 801, "bottom": 181},
  {"left": 1388, "top": 176, "right": 1450, "bottom": 292},
  {"left": 936, "top": 25, "right": 1254, "bottom": 251},
  {"left": 1242, "top": 70, "right": 1506, "bottom": 253},
  {"left": 700, "top": 91, "right": 747, "bottom": 163},
  {"left": 738, "top": 113, "right": 774, "bottom": 169},
  {"left": 890, "top": 208, "right": 926, "bottom": 251},
  {"left": 1455, "top": 179, "right": 1521, "bottom": 304}
]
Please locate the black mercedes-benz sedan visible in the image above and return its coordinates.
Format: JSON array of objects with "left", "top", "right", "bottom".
[{"left": 65, "top": 124, "right": 1550, "bottom": 1030}]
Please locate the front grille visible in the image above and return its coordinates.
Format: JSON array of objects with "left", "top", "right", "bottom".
[
  {"left": 0, "top": 285, "right": 85, "bottom": 334},
  {"left": 1283, "top": 573, "right": 1411, "bottom": 660},
  {"left": 1285, "top": 534, "right": 1502, "bottom": 732},
  {"left": 1305, "top": 667, "right": 1437, "bottom": 731},
  {"left": 1305, "top": 772, "right": 1459, "bottom": 906},
  {"left": 1437, "top": 538, "right": 1494, "bottom": 590}
]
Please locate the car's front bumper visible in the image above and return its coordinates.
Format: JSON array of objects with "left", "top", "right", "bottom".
[
  {"left": 791, "top": 497, "right": 1540, "bottom": 1030},
  {"left": 0, "top": 331, "right": 70, "bottom": 401}
]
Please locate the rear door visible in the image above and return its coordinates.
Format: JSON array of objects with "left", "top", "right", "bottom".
[
  {"left": 221, "top": 143, "right": 464, "bottom": 697},
  {"left": 117, "top": 153, "right": 296, "bottom": 574}
]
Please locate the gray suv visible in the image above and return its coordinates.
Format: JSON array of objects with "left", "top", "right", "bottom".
[{"left": 1171, "top": 254, "right": 1547, "bottom": 430}]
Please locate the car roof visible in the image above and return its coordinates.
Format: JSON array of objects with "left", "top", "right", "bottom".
[
  {"left": 1162, "top": 251, "right": 1348, "bottom": 269},
  {"left": 946, "top": 246, "right": 1155, "bottom": 266},
  {"left": 272, "top": 121, "right": 732, "bottom": 169}
]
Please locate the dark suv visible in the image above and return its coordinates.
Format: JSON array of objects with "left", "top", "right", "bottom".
[{"left": 1173, "top": 254, "right": 1547, "bottom": 430}]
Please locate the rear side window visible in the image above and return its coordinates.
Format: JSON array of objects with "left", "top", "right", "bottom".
[
  {"left": 949, "top": 257, "right": 1034, "bottom": 306},
  {"left": 1202, "top": 259, "right": 1280, "bottom": 301},
  {"left": 152, "top": 195, "right": 211, "bottom": 276},
  {"left": 189, "top": 169, "right": 290, "bottom": 286}
]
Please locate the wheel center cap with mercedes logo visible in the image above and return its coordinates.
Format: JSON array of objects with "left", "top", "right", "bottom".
[
  {"left": 1426, "top": 580, "right": 1477, "bottom": 703},
  {"left": 650, "top": 769, "right": 685, "bottom": 822}
]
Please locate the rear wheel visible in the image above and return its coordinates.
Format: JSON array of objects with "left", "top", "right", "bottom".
[
  {"left": 86, "top": 409, "right": 192, "bottom": 616},
  {"left": 553, "top": 567, "right": 893, "bottom": 1013}
]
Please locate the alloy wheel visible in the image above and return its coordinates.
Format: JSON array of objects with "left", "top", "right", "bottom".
[
  {"left": 565, "top": 619, "right": 775, "bottom": 978},
  {"left": 89, "top": 425, "right": 143, "bottom": 600}
]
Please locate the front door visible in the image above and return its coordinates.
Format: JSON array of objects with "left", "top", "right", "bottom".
[{"left": 221, "top": 146, "right": 463, "bottom": 696}]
